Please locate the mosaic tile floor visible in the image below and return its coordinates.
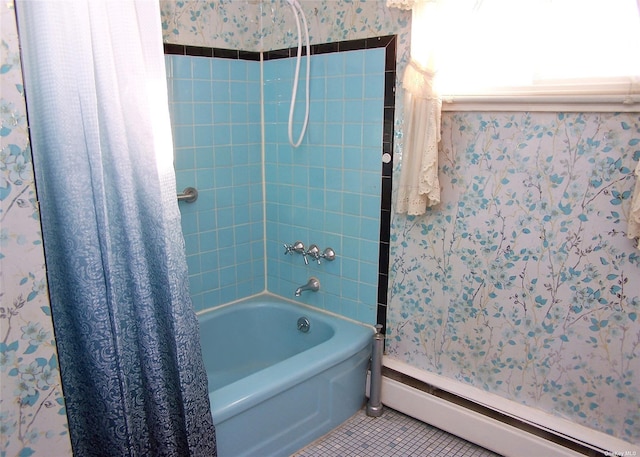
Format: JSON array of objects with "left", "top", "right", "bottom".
[{"left": 292, "top": 407, "right": 502, "bottom": 457}]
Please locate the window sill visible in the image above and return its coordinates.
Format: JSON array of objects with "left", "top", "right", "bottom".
[{"left": 441, "top": 94, "right": 640, "bottom": 113}]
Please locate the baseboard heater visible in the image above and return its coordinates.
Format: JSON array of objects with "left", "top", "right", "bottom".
[{"left": 367, "top": 357, "right": 639, "bottom": 457}]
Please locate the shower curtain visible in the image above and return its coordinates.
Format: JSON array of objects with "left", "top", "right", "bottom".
[{"left": 15, "top": 1, "right": 216, "bottom": 456}]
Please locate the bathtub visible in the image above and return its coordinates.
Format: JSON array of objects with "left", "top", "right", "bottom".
[{"left": 198, "top": 294, "right": 373, "bottom": 457}]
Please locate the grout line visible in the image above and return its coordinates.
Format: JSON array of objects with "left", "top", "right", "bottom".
[{"left": 260, "top": 51, "right": 268, "bottom": 292}]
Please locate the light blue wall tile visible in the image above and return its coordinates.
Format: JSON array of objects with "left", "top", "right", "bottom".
[
  {"left": 236, "top": 261, "right": 252, "bottom": 282},
  {"left": 172, "top": 79, "right": 193, "bottom": 102},
  {"left": 193, "top": 80, "right": 212, "bottom": 101},
  {"left": 192, "top": 57, "right": 211, "bottom": 80},
  {"left": 310, "top": 78, "right": 326, "bottom": 101},
  {"left": 308, "top": 188, "right": 324, "bottom": 207},
  {"left": 213, "top": 124, "right": 231, "bottom": 145},
  {"left": 343, "top": 50, "right": 364, "bottom": 75},
  {"left": 196, "top": 189, "right": 215, "bottom": 208},
  {"left": 186, "top": 255, "right": 200, "bottom": 276},
  {"left": 342, "top": 214, "right": 361, "bottom": 238},
  {"left": 364, "top": 48, "right": 385, "bottom": 75},
  {"left": 310, "top": 54, "right": 327, "bottom": 77},
  {"left": 361, "top": 194, "right": 380, "bottom": 218},
  {"left": 199, "top": 210, "right": 217, "bottom": 232},
  {"left": 170, "top": 48, "right": 384, "bottom": 321},
  {"left": 218, "top": 246, "right": 235, "bottom": 266},
  {"left": 193, "top": 103, "right": 213, "bottom": 125},
  {"left": 343, "top": 171, "right": 362, "bottom": 193},
  {"left": 173, "top": 125, "right": 194, "bottom": 148},
  {"left": 218, "top": 227, "right": 234, "bottom": 248},
  {"left": 343, "top": 148, "right": 360, "bottom": 170},
  {"left": 201, "top": 270, "right": 220, "bottom": 290},
  {"left": 195, "top": 169, "right": 214, "bottom": 190},
  {"left": 247, "top": 82, "right": 261, "bottom": 105},
  {"left": 201, "top": 289, "right": 220, "bottom": 308},
  {"left": 200, "top": 250, "right": 219, "bottom": 272},
  {"left": 326, "top": 77, "right": 344, "bottom": 99},
  {"left": 360, "top": 217, "right": 379, "bottom": 242},
  {"left": 247, "top": 61, "right": 260, "bottom": 82},
  {"left": 215, "top": 187, "right": 234, "bottom": 209},
  {"left": 359, "top": 240, "right": 378, "bottom": 264},
  {"left": 212, "top": 80, "right": 230, "bottom": 102},
  {"left": 230, "top": 81, "right": 247, "bottom": 102},
  {"left": 199, "top": 231, "right": 217, "bottom": 252},
  {"left": 325, "top": 100, "right": 343, "bottom": 122},
  {"left": 174, "top": 147, "right": 195, "bottom": 170},
  {"left": 213, "top": 103, "right": 231, "bottom": 123},
  {"left": 342, "top": 193, "right": 360, "bottom": 215},
  {"left": 231, "top": 124, "right": 248, "bottom": 143},
  {"left": 172, "top": 103, "right": 194, "bottom": 125},
  {"left": 232, "top": 182, "right": 250, "bottom": 204},
  {"left": 173, "top": 55, "right": 192, "bottom": 78},
  {"left": 344, "top": 76, "right": 363, "bottom": 99},
  {"left": 194, "top": 126, "right": 214, "bottom": 147},
  {"left": 232, "top": 202, "right": 249, "bottom": 224},
  {"left": 341, "top": 278, "right": 359, "bottom": 301},
  {"left": 324, "top": 123, "right": 343, "bottom": 145},
  {"left": 189, "top": 274, "right": 203, "bottom": 296},
  {"left": 184, "top": 233, "right": 199, "bottom": 254},
  {"left": 230, "top": 59, "right": 247, "bottom": 81},
  {"left": 195, "top": 148, "right": 214, "bottom": 169},
  {"left": 232, "top": 146, "right": 250, "bottom": 167},
  {"left": 214, "top": 146, "right": 233, "bottom": 167},
  {"left": 181, "top": 212, "right": 198, "bottom": 236},
  {"left": 363, "top": 99, "right": 383, "bottom": 123},
  {"left": 325, "top": 54, "right": 343, "bottom": 77},
  {"left": 364, "top": 73, "right": 385, "bottom": 99},
  {"left": 212, "top": 58, "right": 230, "bottom": 80}
]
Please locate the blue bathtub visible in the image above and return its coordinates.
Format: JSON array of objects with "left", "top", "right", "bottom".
[{"left": 198, "top": 294, "right": 373, "bottom": 457}]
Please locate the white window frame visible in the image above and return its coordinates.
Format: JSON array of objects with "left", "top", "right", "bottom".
[{"left": 428, "top": 0, "right": 640, "bottom": 112}]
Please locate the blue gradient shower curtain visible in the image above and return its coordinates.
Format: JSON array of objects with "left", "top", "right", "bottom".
[{"left": 15, "top": 1, "right": 216, "bottom": 455}]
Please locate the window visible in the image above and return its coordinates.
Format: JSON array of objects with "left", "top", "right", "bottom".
[{"left": 415, "top": 0, "right": 640, "bottom": 111}]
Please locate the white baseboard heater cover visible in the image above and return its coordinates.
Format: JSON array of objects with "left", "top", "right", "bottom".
[{"left": 369, "top": 357, "right": 639, "bottom": 457}]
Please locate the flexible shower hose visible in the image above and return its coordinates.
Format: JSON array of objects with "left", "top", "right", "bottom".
[{"left": 286, "top": 0, "right": 310, "bottom": 148}]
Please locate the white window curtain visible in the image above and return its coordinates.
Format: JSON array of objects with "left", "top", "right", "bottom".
[
  {"left": 631, "top": 162, "right": 640, "bottom": 248},
  {"left": 389, "top": 0, "right": 443, "bottom": 215}
]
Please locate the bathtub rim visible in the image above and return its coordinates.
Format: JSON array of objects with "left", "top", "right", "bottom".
[{"left": 196, "top": 291, "right": 376, "bottom": 332}]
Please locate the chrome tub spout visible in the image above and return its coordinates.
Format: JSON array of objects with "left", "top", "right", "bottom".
[{"left": 295, "top": 277, "right": 320, "bottom": 297}]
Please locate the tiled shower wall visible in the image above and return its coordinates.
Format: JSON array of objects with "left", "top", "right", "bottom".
[
  {"left": 166, "top": 54, "right": 265, "bottom": 310},
  {"left": 166, "top": 44, "right": 388, "bottom": 323},
  {"left": 264, "top": 48, "right": 385, "bottom": 323}
]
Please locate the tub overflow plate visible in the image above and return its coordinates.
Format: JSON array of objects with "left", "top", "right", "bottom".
[{"left": 297, "top": 317, "right": 310, "bottom": 333}]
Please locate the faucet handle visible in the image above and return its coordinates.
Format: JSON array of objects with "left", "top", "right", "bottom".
[
  {"left": 321, "top": 247, "right": 336, "bottom": 262},
  {"left": 292, "top": 241, "right": 308, "bottom": 265},
  {"left": 284, "top": 241, "right": 306, "bottom": 257},
  {"left": 292, "top": 241, "right": 305, "bottom": 254},
  {"left": 307, "top": 244, "right": 321, "bottom": 264}
]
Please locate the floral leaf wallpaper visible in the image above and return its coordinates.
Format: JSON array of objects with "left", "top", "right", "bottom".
[
  {"left": 387, "top": 112, "right": 640, "bottom": 443},
  {"left": 160, "top": 0, "right": 263, "bottom": 51},
  {"left": 0, "top": 2, "right": 72, "bottom": 456},
  {"left": 159, "top": 0, "right": 410, "bottom": 52}
]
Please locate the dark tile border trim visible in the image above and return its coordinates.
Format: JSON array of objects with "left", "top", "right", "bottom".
[
  {"left": 164, "top": 43, "right": 261, "bottom": 61},
  {"left": 164, "top": 36, "right": 396, "bottom": 331}
]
